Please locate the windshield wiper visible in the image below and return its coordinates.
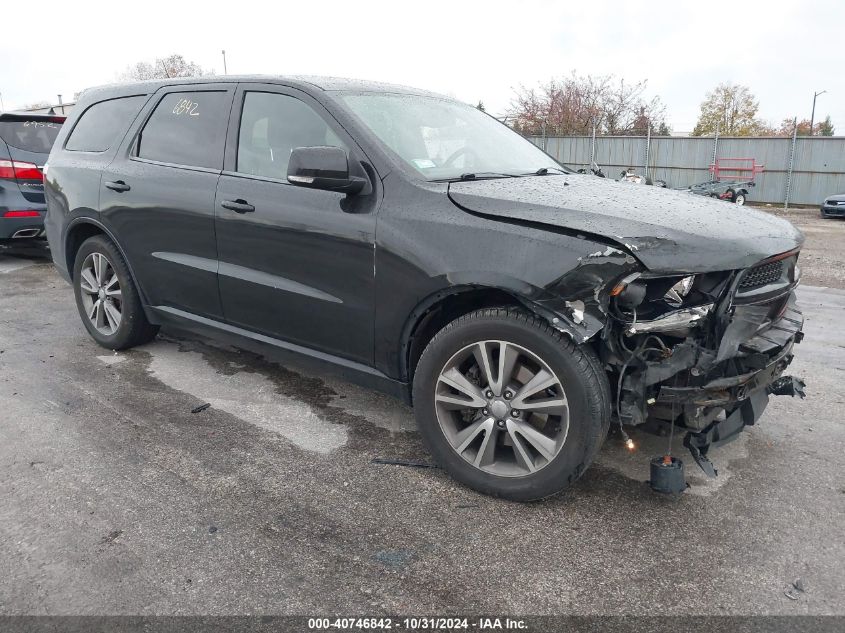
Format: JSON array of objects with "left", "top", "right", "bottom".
[
  {"left": 528, "top": 166, "right": 568, "bottom": 176},
  {"left": 458, "top": 172, "right": 520, "bottom": 181},
  {"left": 434, "top": 172, "right": 520, "bottom": 182}
]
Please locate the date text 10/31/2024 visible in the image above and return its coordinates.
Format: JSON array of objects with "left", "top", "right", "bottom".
[{"left": 307, "top": 617, "right": 528, "bottom": 630}]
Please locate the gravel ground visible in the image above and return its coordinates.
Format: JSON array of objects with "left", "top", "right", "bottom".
[{"left": 758, "top": 207, "right": 845, "bottom": 289}]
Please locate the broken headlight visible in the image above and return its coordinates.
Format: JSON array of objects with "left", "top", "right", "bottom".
[
  {"left": 612, "top": 274, "right": 697, "bottom": 310},
  {"left": 664, "top": 275, "right": 695, "bottom": 307},
  {"left": 610, "top": 271, "right": 733, "bottom": 337}
]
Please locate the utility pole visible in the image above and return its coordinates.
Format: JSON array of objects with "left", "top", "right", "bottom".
[
  {"left": 57, "top": 94, "right": 64, "bottom": 115},
  {"left": 810, "top": 90, "right": 826, "bottom": 136},
  {"left": 0, "top": 92, "right": 5, "bottom": 112},
  {"left": 222, "top": 50, "right": 228, "bottom": 75}
]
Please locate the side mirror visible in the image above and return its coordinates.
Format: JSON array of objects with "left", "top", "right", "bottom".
[{"left": 287, "top": 146, "right": 366, "bottom": 194}]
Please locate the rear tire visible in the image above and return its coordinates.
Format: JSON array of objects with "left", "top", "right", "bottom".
[
  {"left": 72, "top": 235, "right": 158, "bottom": 350},
  {"left": 412, "top": 308, "right": 610, "bottom": 501}
]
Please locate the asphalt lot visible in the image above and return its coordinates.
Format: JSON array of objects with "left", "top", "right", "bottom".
[{"left": 1, "top": 211, "right": 843, "bottom": 616}]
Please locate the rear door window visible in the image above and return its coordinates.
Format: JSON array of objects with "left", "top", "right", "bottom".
[
  {"left": 0, "top": 118, "right": 62, "bottom": 153},
  {"left": 137, "top": 91, "right": 229, "bottom": 169},
  {"left": 65, "top": 96, "right": 147, "bottom": 152}
]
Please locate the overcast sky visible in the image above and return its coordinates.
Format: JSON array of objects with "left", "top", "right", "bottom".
[{"left": 2, "top": 0, "right": 842, "bottom": 134}]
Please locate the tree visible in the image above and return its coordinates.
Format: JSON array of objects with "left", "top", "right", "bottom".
[
  {"left": 476, "top": 101, "right": 486, "bottom": 112},
  {"left": 509, "top": 72, "right": 668, "bottom": 136},
  {"left": 818, "top": 115, "right": 835, "bottom": 136},
  {"left": 772, "top": 115, "right": 835, "bottom": 137},
  {"left": 692, "top": 82, "right": 765, "bottom": 136},
  {"left": 121, "top": 54, "right": 208, "bottom": 81}
]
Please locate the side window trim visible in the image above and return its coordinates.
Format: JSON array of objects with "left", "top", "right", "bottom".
[
  {"left": 127, "top": 85, "right": 236, "bottom": 172},
  {"left": 129, "top": 156, "right": 223, "bottom": 175}
]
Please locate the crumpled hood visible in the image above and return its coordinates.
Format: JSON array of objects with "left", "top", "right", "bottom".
[{"left": 448, "top": 175, "right": 804, "bottom": 273}]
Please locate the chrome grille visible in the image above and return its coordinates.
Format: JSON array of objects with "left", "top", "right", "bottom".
[{"left": 739, "top": 260, "right": 784, "bottom": 290}]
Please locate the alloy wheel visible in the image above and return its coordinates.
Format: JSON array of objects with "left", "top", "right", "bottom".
[
  {"left": 434, "top": 340, "right": 569, "bottom": 477},
  {"left": 79, "top": 252, "right": 123, "bottom": 335}
]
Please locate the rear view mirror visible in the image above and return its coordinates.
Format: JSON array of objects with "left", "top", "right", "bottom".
[{"left": 287, "top": 146, "right": 366, "bottom": 194}]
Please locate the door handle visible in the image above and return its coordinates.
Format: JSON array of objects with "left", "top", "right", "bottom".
[
  {"left": 221, "top": 199, "right": 255, "bottom": 214},
  {"left": 105, "top": 180, "right": 131, "bottom": 192}
]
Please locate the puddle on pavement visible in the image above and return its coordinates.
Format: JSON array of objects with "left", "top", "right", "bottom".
[{"left": 145, "top": 341, "right": 349, "bottom": 454}]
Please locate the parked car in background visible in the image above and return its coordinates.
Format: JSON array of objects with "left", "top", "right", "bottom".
[
  {"left": 0, "top": 113, "right": 65, "bottom": 241},
  {"left": 820, "top": 193, "right": 845, "bottom": 218},
  {"left": 686, "top": 179, "right": 754, "bottom": 205},
  {"left": 45, "top": 76, "right": 805, "bottom": 501}
]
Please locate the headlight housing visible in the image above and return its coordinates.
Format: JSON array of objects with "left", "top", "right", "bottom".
[
  {"left": 611, "top": 274, "right": 697, "bottom": 310},
  {"left": 664, "top": 275, "right": 694, "bottom": 307}
]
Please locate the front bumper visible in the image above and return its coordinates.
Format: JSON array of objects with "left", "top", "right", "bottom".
[
  {"left": 821, "top": 203, "right": 845, "bottom": 217},
  {"left": 655, "top": 297, "right": 803, "bottom": 408},
  {"left": 663, "top": 306, "right": 804, "bottom": 476},
  {"left": 618, "top": 287, "right": 805, "bottom": 476}
]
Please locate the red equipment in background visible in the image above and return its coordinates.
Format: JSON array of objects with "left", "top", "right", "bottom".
[{"left": 709, "top": 157, "right": 765, "bottom": 181}]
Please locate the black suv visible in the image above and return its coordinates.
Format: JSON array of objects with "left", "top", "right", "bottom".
[{"left": 45, "top": 77, "right": 805, "bottom": 500}]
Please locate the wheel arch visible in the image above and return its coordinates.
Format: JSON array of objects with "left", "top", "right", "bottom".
[
  {"left": 400, "top": 285, "right": 538, "bottom": 385},
  {"left": 64, "top": 217, "right": 154, "bottom": 318}
]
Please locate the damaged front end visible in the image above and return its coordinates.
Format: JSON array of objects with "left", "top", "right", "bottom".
[
  {"left": 602, "top": 248, "right": 805, "bottom": 476},
  {"left": 530, "top": 246, "right": 805, "bottom": 478}
]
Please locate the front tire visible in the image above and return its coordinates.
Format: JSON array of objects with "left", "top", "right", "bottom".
[
  {"left": 412, "top": 308, "right": 610, "bottom": 501},
  {"left": 734, "top": 191, "right": 747, "bottom": 205},
  {"left": 73, "top": 235, "right": 158, "bottom": 350}
]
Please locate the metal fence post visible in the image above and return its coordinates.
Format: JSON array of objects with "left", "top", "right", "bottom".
[
  {"left": 644, "top": 125, "right": 651, "bottom": 178},
  {"left": 711, "top": 121, "right": 719, "bottom": 176},
  {"left": 590, "top": 124, "right": 596, "bottom": 166},
  {"left": 784, "top": 118, "right": 798, "bottom": 210}
]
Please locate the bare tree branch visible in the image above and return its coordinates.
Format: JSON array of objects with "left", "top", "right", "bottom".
[
  {"left": 508, "top": 72, "right": 669, "bottom": 136},
  {"left": 120, "top": 54, "right": 208, "bottom": 81}
]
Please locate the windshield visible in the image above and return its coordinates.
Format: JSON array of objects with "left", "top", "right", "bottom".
[{"left": 340, "top": 93, "right": 564, "bottom": 181}]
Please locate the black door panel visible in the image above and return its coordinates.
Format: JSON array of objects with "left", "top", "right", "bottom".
[
  {"left": 99, "top": 86, "right": 234, "bottom": 319},
  {"left": 101, "top": 160, "right": 223, "bottom": 317},
  {"left": 215, "top": 176, "right": 376, "bottom": 363},
  {"left": 215, "top": 84, "right": 378, "bottom": 365}
]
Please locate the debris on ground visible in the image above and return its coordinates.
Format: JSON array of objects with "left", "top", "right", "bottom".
[
  {"left": 784, "top": 578, "right": 807, "bottom": 600},
  {"left": 191, "top": 403, "right": 211, "bottom": 414},
  {"left": 371, "top": 457, "right": 439, "bottom": 469},
  {"left": 100, "top": 529, "right": 123, "bottom": 545}
]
